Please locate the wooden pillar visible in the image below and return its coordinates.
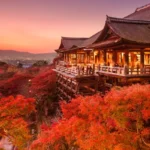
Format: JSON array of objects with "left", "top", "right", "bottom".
[
  {"left": 67, "top": 53, "right": 69, "bottom": 63},
  {"left": 76, "top": 51, "right": 78, "bottom": 66},
  {"left": 84, "top": 52, "right": 87, "bottom": 65},
  {"left": 124, "top": 51, "right": 129, "bottom": 66},
  {"left": 66, "top": 53, "right": 68, "bottom": 62},
  {"left": 87, "top": 51, "right": 90, "bottom": 63},
  {"left": 93, "top": 64, "right": 95, "bottom": 75},
  {"left": 65, "top": 53, "right": 67, "bottom": 62},
  {"left": 68, "top": 53, "right": 70, "bottom": 63},
  {"left": 112, "top": 50, "right": 117, "bottom": 66},
  {"left": 103, "top": 50, "right": 107, "bottom": 65},
  {"left": 93, "top": 50, "right": 95, "bottom": 64},
  {"left": 140, "top": 49, "right": 144, "bottom": 74},
  {"left": 98, "top": 50, "right": 101, "bottom": 64},
  {"left": 76, "top": 82, "right": 80, "bottom": 95},
  {"left": 124, "top": 50, "right": 129, "bottom": 74},
  {"left": 140, "top": 49, "right": 144, "bottom": 68}
]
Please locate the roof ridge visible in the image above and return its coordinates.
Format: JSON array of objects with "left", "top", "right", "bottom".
[
  {"left": 107, "top": 16, "right": 150, "bottom": 24},
  {"left": 61, "top": 37, "right": 88, "bottom": 40},
  {"left": 124, "top": 3, "right": 150, "bottom": 19},
  {"left": 136, "top": 3, "right": 150, "bottom": 12}
]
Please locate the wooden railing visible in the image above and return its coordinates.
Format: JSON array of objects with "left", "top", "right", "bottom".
[
  {"left": 56, "top": 65, "right": 78, "bottom": 76},
  {"left": 96, "top": 65, "right": 150, "bottom": 76},
  {"left": 96, "top": 65, "right": 125, "bottom": 75},
  {"left": 128, "top": 66, "right": 150, "bottom": 75},
  {"left": 55, "top": 62, "right": 150, "bottom": 77},
  {"left": 55, "top": 64, "right": 95, "bottom": 76}
]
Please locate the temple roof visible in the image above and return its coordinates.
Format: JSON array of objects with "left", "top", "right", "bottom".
[
  {"left": 92, "top": 38, "right": 121, "bottom": 48},
  {"left": 79, "top": 31, "right": 102, "bottom": 47},
  {"left": 56, "top": 32, "right": 102, "bottom": 52},
  {"left": 107, "top": 16, "right": 150, "bottom": 44},
  {"left": 125, "top": 3, "right": 150, "bottom": 21},
  {"left": 91, "top": 16, "right": 150, "bottom": 48},
  {"left": 56, "top": 4, "right": 150, "bottom": 52},
  {"left": 56, "top": 37, "right": 87, "bottom": 52}
]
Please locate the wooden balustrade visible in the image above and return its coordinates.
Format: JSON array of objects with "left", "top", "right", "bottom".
[
  {"left": 96, "top": 65, "right": 150, "bottom": 76},
  {"left": 128, "top": 66, "right": 150, "bottom": 75},
  {"left": 96, "top": 65, "right": 125, "bottom": 75},
  {"left": 55, "top": 63, "right": 150, "bottom": 77},
  {"left": 56, "top": 64, "right": 95, "bottom": 76}
]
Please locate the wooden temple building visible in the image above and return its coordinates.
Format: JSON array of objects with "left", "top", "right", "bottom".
[{"left": 54, "top": 4, "right": 150, "bottom": 100}]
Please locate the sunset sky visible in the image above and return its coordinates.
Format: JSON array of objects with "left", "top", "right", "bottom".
[{"left": 0, "top": 0, "right": 150, "bottom": 53}]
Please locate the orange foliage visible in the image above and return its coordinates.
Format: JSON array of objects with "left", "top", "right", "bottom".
[
  {"left": 0, "top": 95, "right": 35, "bottom": 149},
  {"left": 30, "top": 69, "right": 56, "bottom": 99},
  {"left": 29, "top": 68, "right": 57, "bottom": 119},
  {"left": 31, "top": 84, "right": 150, "bottom": 150}
]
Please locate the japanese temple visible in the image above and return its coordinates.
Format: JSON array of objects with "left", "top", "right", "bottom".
[{"left": 54, "top": 4, "right": 150, "bottom": 100}]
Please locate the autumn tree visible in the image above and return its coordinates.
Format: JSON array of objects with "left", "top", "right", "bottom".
[
  {"left": 105, "top": 85, "right": 150, "bottom": 149},
  {"left": 0, "top": 73, "right": 33, "bottom": 97},
  {"left": 26, "top": 63, "right": 54, "bottom": 76},
  {"left": 30, "top": 69, "right": 57, "bottom": 121},
  {"left": 0, "top": 95, "right": 35, "bottom": 149},
  {"left": 31, "top": 84, "right": 150, "bottom": 150},
  {"left": 0, "top": 71, "right": 15, "bottom": 81}
]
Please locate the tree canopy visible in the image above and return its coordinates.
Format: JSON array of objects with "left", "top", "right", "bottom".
[
  {"left": 31, "top": 84, "right": 150, "bottom": 150},
  {"left": 0, "top": 95, "right": 35, "bottom": 149}
]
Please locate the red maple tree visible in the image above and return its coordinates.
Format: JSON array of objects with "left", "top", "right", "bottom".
[
  {"left": 0, "top": 73, "right": 33, "bottom": 97},
  {"left": 31, "top": 84, "right": 150, "bottom": 150},
  {"left": 30, "top": 69, "right": 57, "bottom": 120},
  {"left": 0, "top": 95, "right": 35, "bottom": 149}
]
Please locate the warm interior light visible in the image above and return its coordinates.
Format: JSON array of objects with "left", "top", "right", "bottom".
[
  {"left": 94, "top": 51, "right": 98, "bottom": 56},
  {"left": 121, "top": 52, "right": 124, "bottom": 57}
]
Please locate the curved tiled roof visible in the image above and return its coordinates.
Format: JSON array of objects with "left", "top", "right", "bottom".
[
  {"left": 107, "top": 16, "right": 150, "bottom": 44},
  {"left": 57, "top": 32, "right": 102, "bottom": 51},
  {"left": 79, "top": 31, "right": 102, "bottom": 47},
  {"left": 59, "top": 37, "right": 87, "bottom": 50},
  {"left": 56, "top": 3, "right": 150, "bottom": 52},
  {"left": 125, "top": 3, "right": 150, "bottom": 21}
]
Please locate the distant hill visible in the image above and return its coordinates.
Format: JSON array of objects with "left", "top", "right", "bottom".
[{"left": 0, "top": 50, "right": 57, "bottom": 61}]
